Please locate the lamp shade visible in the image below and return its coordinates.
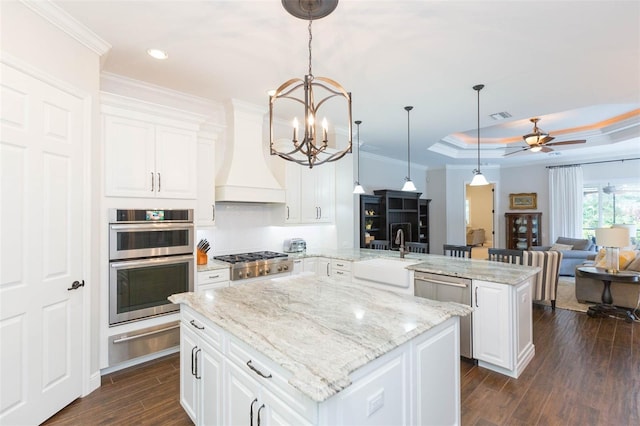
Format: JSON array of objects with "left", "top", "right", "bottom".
[
  {"left": 470, "top": 172, "right": 489, "bottom": 186},
  {"left": 596, "top": 227, "right": 630, "bottom": 248},
  {"left": 612, "top": 224, "right": 636, "bottom": 245}
]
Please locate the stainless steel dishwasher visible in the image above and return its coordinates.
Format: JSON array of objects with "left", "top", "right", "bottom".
[{"left": 414, "top": 271, "right": 473, "bottom": 359}]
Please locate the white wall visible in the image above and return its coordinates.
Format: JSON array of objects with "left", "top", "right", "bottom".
[{"left": 359, "top": 151, "right": 427, "bottom": 196}]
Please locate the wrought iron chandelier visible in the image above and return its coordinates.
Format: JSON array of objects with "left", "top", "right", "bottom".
[{"left": 269, "top": 0, "right": 352, "bottom": 168}]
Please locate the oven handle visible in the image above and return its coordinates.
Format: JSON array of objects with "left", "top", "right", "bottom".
[
  {"left": 110, "top": 254, "right": 194, "bottom": 268},
  {"left": 112, "top": 323, "right": 180, "bottom": 344},
  {"left": 109, "top": 223, "right": 194, "bottom": 231}
]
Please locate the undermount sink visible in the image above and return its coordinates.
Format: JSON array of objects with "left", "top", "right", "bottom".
[{"left": 352, "top": 257, "right": 421, "bottom": 288}]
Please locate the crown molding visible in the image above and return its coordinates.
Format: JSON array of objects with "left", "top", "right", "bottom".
[{"left": 21, "top": 0, "right": 111, "bottom": 55}]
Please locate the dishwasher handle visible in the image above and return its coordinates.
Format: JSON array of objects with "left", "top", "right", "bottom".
[{"left": 414, "top": 276, "right": 469, "bottom": 288}]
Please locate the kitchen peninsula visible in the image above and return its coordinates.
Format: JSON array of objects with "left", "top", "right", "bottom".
[{"left": 170, "top": 274, "right": 472, "bottom": 425}]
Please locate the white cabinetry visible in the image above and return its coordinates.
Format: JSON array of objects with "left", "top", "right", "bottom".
[
  {"left": 303, "top": 257, "right": 318, "bottom": 274},
  {"left": 292, "top": 258, "right": 304, "bottom": 275},
  {"left": 284, "top": 162, "right": 335, "bottom": 224},
  {"left": 196, "top": 124, "right": 224, "bottom": 226},
  {"left": 197, "top": 268, "right": 230, "bottom": 291},
  {"left": 316, "top": 257, "right": 332, "bottom": 277},
  {"left": 180, "top": 309, "right": 223, "bottom": 425},
  {"left": 179, "top": 305, "right": 461, "bottom": 425},
  {"left": 472, "top": 278, "right": 534, "bottom": 378},
  {"left": 102, "top": 94, "right": 202, "bottom": 199},
  {"left": 331, "top": 259, "right": 352, "bottom": 282}
]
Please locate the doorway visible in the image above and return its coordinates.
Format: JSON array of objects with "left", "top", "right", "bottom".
[{"left": 465, "top": 183, "right": 495, "bottom": 259}]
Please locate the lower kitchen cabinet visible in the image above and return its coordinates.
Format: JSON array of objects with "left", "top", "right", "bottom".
[
  {"left": 472, "top": 278, "right": 534, "bottom": 378},
  {"left": 179, "top": 305, "right": 461, "bottom": 425},
  {"left": 197, "top": 268, "right": 230, "bottom": 291},
  {"left": 316, "top": 257, "right": 332, "bottom": 277},
  {"left": 331, "top": 259, "right": 352, "bottom": 282},
  {"left": 180, "top": 310, "right": 224, "bottom": 425}
]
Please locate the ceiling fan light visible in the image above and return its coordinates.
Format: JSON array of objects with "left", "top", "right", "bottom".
[
  {"left": 530, "top": 145, "right": 543, "bottom": 152},
  {"left": 401, "top": 178, "right": 417, "bottom": 192},
  {"left": 470, "top": 171, "right": 489, "bottom": 186}
]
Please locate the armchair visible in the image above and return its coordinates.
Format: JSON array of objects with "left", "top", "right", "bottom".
[{"left": 522, "top": 250, "right": 563, "bottom": 310}]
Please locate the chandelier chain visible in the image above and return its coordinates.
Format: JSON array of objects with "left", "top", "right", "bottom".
[{"left": 308, "top": 20, "right": 313, "bottom": 76}]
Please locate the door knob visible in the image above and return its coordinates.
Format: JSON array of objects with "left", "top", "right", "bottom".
[{"left": 67, "top": 280, "right": 85, "bottom": 291}]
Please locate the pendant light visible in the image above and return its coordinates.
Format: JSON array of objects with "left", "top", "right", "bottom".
[
  {"left": 401, "top": 106, "right": 417, "bottom": 191},
  {"left": 353, "top": 120, "right": 365, "bottom": 194},
  {"left": 470, "top": 84, "right": 489, "bottom": 186},
  {"left": 269, "top": 0, "right": 352, "bottom": 169}
]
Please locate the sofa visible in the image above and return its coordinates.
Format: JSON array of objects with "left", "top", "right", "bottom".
[
  {"left": 531, "top": 237, "right": 596, "bottom": 276},
  {"left": 575, "top": 250, "right": 640, "bottom": 309}
]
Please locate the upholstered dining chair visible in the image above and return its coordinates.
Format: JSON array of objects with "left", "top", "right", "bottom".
[
  {"left": 488, "top": 248, "right": 524, "bottom": 265},
  {"left": 522, "top": 250, "right": 563, "bottom": 310},
  {"left": 405, "top": 242, "right": 428, "bottom": 253},
  {"left": 368, "top": 240, "right": 389, "bottom": 250},
  {"left": 443, "top": 244, "right": 472, "bottom": 258}
]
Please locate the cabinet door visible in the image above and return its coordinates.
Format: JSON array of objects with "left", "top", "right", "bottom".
[
  {"left": 292, "top": 258, "right": 304, "bottom": 275},
  {"left": 155, "top": 125, "right": 197, "bottom": 199},
  {"left": 284, "top": 163, "right": 301, "bottom": 223},
  {"left": 225, "top": 361, "right": 261, "bottom": 426},
  {"left": 261, "top": 386, "right": 313, "bottom": 426},
  {"left": 472, "top": 281, "right": 511, "bottom": 368},
  {"left": 314, "top": 163, "right": 335, "bottom": 223},
  {"left": 303, "top": 257, "right": 318, "bottom": 274},
  {"left": 200, "top": 338, "right": 224, "bottom": 426},
  {"left": 104, "top": 115, "right": 155, "bottom": 197},
  {"left": 196, "top": 139, "right": 216, "bottom": 226},
  {"left": 316, "top": 257, "right": 332, "bottom": 277},
  {"left": 180, "top": 324, "right": 199, "bottom": 423},
  {"left": 300, "top": 167, "right": 319, "bottom": 222}
]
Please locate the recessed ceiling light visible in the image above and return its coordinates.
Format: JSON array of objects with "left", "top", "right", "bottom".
[
  {"left": 147, "top": 48, "right": 168, "bottom": 60},
  {"left": 489, "top": 112, "right": 512, "bottom": 120}
]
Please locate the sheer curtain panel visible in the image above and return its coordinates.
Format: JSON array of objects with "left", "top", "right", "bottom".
[{"left": 549, "top": 165, "right": 583, "bottom": 242}]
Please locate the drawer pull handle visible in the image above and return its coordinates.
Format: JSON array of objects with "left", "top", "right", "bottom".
[
  {"left": 208, "top": 274, "right": 220, "bottom": 279},
  {"left": 190, "top": 319, "right": 204, "bottom": 330},
  {"left": 246, "top": 360, "right": 272, "bottom": 379}
]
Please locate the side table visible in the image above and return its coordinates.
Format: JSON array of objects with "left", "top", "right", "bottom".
[{"left": 575, "top": 266, "right": 640, "bottom": 322}]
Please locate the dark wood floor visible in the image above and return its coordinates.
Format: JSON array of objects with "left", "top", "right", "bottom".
[{"left": 44, "top": 304, "right": 639, "bottom": 425}]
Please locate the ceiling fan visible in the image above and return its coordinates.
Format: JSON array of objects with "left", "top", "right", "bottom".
[{"left": 504, "top": 118, "right": 586, "bottom": 156}]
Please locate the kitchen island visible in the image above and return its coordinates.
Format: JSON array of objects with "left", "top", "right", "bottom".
[{"left": 170, "top": 274, "right": 472, "bottom": 425}]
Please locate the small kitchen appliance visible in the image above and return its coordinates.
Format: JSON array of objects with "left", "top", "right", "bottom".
[
  {"left": 283, "top": 238, "right": 307, "bottom": 253},
  {"left": 213, "top": 251, "right": 292, "bottom": 281}
]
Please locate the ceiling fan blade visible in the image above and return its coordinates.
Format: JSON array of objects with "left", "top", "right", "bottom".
[
  {"left": 540, "top": 146, "right": 553, "bottom": 153},
  {"left": 503, "top": 147, "right": 530, "bottom": 156},
  {"left": 539, "top": 135, "right": 554, "bottom": 144},
  {"left": 544, "top": 139, "right": 586, "bottom": 146}
]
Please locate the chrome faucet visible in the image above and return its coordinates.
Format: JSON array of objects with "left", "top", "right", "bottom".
[{"left": 395, "top": 229, "right": 406, "bottom": 258}]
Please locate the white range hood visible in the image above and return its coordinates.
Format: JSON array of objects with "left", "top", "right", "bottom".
[{"left": 215, "top": 99, "right": 285, "bottom": 203}]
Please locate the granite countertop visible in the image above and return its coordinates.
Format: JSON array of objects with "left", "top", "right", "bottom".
[
  {"left": 196, "top": 259, "right": 231, "bottom": 273},
  {"left": 170, "top": 274, "right": 472, "bottom": 402},
  {"left": 288, "top": 248, "right": 431, "bottom": 262},
  {"left": 406, "top": 255, "right": 540, "bottom": 285}
]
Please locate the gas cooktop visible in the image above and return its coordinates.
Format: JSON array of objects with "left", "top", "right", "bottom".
[
  {"left": 213, "top": 251, "right": 292, "bottom": 281},
  {"left": 213, "top": 251, "right": 288, "bottom": 264}
]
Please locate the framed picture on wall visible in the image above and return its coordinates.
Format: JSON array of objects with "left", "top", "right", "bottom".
[{"left": 509, "top": 193, "right": 537, "bottom": 210}]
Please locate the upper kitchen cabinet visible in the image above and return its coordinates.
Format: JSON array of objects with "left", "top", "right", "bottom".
[
  {"left": 284, "top": 161, "right": 335, "bottom": 224},
  {"left": 102, "top": 93, "right": 204, "bottom": 199}
]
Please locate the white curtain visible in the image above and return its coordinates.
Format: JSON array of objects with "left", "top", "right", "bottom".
[{"left": 549, "top": 165, "right": 583, "bottom": 242}]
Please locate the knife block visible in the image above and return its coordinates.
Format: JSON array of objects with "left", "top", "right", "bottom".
[{"left": 197, "top": 250, "right": 208, "bottom": 265}]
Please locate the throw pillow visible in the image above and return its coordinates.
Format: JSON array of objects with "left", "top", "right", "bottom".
[
  {"left": 550, "top": 243, "right": 573, "bottom": 251},
  {"left": 594, "top": 249, "right": 637, "bottom": 269},
  {"left": 626, "top": 253, "right": 640, "bottom": 272}
]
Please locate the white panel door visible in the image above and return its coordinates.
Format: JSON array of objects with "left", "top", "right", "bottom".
[
  {"left": 0, "top": 63, "right": 84, "bottom": 425},
  {"left": 472, "top": 280, "right": 511, "bottom": 368}
]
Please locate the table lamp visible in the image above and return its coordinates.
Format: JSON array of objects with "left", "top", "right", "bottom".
[{"left": 595, "top": 227, "right": 631, "bottom": 273}]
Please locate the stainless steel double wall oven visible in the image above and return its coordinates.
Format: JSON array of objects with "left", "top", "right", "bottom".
[{"left": 108, "top": 208, "right": 194, "bottom": 325}]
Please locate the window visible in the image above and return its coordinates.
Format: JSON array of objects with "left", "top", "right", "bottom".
[{"left": 583, "top": 181, "right": 640, "bottom": 243}]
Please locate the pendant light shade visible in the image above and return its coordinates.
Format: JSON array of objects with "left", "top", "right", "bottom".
[
  {"left": 470, "top": 84, "right": 489, "bottom": 186},
  {"left": 402, "top": 106, "right": 416, "bottom": 191},
  {"left": 353, "top": 120, "right": 365, "bottom": 194}
]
